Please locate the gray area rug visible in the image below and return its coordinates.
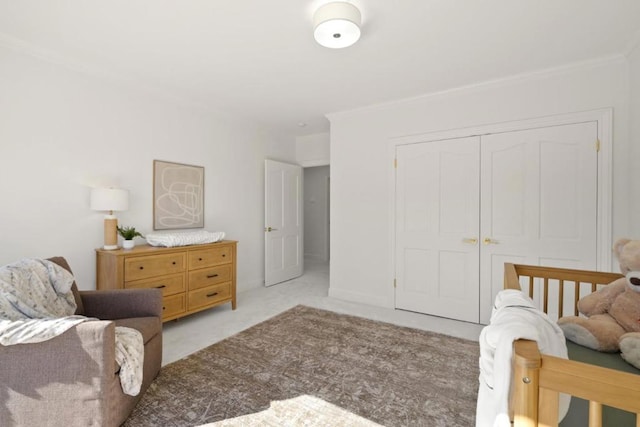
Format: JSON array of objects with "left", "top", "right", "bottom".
[{"left": 123, "top": 305, "right": 479, "bottom": 427}]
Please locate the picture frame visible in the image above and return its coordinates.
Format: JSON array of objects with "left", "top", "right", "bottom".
[{"left": 153, "top": 160, "right": 204, "bottom": 230}]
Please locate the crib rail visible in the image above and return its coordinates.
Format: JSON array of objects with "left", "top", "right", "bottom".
[
  {"left": 504, "top": 263, "right": 622, "bottom": 318},
  {"left": 505, "top": 263, "right": 640, "bottom": 427}
]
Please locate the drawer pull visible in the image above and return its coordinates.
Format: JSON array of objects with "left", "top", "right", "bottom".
[
  {"left": 207, "top": 274, "right": 219, "bottom": 278},
  {"left": 156, "top": 285, "right": 166, "bottom": 289},
  {"left": 222, "top": 254, "right": 226, "bottom": 257},
  {"left": 206, "top": 292, "right": 219, "bottom": 298},
  {"left": 139, "top": 266, "right": 144, "bottom": 270},
  {"left": 199, "top": 257, "right": 203, "bottom": 261},
  {"left": 172, "top": 261, "right": 176, "bottom": 265},
  {"left": 162, "top": 306, "right": 166, "bottom": 310}
]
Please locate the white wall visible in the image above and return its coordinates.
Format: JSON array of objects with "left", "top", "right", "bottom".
[
  {"left": 296, "top": 132, "right": 330, "bottom": 167},
  {"left": 328, "top": 58, "right": 631, "bottom": 308},
  {"left": 303, "top": 166, "right": 330, "bottom": 260},
  {"left": 0, "top": 45, "right": 294, "bottom": 291},
  {"left": 629, "top": 44, "right": 640, "bottom": 238}
]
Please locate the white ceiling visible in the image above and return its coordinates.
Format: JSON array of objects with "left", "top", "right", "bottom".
[{"left": 1, "top": 1, "right": 639, "bottom": 138}]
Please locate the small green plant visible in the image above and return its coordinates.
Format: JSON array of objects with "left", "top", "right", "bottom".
[{"left": 117, "top": 226, "right": 144, "bottom": 240}]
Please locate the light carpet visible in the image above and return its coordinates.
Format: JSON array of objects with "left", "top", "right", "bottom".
[{"left": 123, "top": 305, "right": 479, "bottom": 426}]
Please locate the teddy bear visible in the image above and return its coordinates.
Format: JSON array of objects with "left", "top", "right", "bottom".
[{"left": 558, "top": 238, "right": 640, "bottom": 369}]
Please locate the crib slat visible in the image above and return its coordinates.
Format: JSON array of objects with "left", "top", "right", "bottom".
[
  {"left": 529, "top": 276, "right": 534, "bottom": 299},
  {"left": 574, "top": 282, "right": 580, "bottom": 316},
  {"left": 589, "top": 401, "right": 602, "bottom": 427},
  {"left": 558, "top": 280, "right": 564, "bottom": 318},
  {"left": 543, "top": 278, "right": 549, "bottom": 313},
  {"left": 636, "top": 413, "right": 640, "bottom": 427}
]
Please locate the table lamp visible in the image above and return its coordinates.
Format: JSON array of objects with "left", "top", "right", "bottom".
[{"left": 91, "top": 188, "right": 129, "bottom": 250}]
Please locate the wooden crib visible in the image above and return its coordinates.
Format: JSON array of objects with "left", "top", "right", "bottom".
[{"left": 505, "top": 263, "right": 640, "bottom": 427}]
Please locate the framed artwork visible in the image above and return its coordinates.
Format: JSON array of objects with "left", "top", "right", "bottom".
[{"left": 153, "top": 160, "right": 204, "bottom": 230}]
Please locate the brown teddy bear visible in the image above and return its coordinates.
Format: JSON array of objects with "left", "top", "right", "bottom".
[{"left": 558, "top": 238, "right": 640, "bottom": 369}]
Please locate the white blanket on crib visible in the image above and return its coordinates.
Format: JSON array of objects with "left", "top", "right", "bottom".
[{"left": 476, "top": 289, "right": 570, "bottom": 427}]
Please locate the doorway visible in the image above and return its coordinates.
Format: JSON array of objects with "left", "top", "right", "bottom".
[{"left": 303, "top": 165, "right": 330, "bottom": 262}]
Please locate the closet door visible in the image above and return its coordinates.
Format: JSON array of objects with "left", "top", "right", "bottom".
[
  {"left": 395, "top": 136, "right": 480, "bottom": 323},
  {"left": 479, "top": 122, "right": 598, "bottom": 323}
]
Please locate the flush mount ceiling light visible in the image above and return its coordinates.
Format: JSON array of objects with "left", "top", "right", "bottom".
[{"left": 313, "top": 2, "right": 361, "bottom": 49}]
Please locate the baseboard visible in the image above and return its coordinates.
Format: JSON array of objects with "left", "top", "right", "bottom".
[
  {"left": 328, "top": 287, "right": 394, "bottom": 309},
  {"left": 304, "top": 253, "right": 328, "bottom": 261},
  {"left": 238, "top": 279, "right": 264, "bottom": 292}
]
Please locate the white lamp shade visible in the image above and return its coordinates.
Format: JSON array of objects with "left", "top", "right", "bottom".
[
  {"left": 314, "top": 2, "right": 361, "bottom": 49},
  {"left": 90, "top": 188, "right": 129, "bottom": 212}
]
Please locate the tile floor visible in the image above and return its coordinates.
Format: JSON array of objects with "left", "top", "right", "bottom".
[{"left": 162, "top": 257, "right": 484, "bottom": 365}]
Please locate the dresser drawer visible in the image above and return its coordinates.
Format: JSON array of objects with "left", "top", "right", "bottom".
[
  {"left": 188, "top": 264, "right": 232, "bottom": 291},
  {"left": 188, "top": 282, "right": 231, "bottom": 310},
  {"left": 188, "top": 246, "right": 232, "bottom": 269},
  {"left": 125, "top": 253, "right": 186, "bottom": 281},
  {"left": 162, "top": 293, "right": 186, "bottom": 319},
  {"left": 124, "top": 273, "right": 185, "bottom": 297}
]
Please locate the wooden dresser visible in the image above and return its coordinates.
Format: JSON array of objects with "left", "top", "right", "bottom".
[{"left": 96, "top": 240, "right": 237, "bottom": 322}]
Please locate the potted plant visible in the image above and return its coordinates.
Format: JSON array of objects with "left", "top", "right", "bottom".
[{"left": 117, "top": 226, "right": 144, "bottom": 249}]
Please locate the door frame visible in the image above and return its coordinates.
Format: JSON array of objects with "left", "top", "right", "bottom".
[{"left": 388, "top": 108, "right": 613, "bottom": 311}]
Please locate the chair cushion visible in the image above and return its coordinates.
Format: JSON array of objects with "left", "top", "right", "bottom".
[{"left": 114, "top": 317, "right": 161, "bottom": 345}]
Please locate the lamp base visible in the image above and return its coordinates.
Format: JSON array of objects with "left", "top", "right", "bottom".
[
  {"left": 103, "top": 244, "right": 119, "bottom": 250},
  {"left": 104, "top": 215, "right": 119, "bottom": 250}
]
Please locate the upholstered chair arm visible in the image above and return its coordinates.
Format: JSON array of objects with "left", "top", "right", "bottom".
[
  {"left": 0, "top": 321, "right": 117, "bottom": 426},
  {"left": 80, "top": 288, "right": 162, "bottom": 320}
]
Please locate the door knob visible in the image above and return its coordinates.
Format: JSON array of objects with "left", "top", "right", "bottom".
[
  {"left": 265, "top": 227, "right": 278, "bottom": 232},
  {"left": 483, "top": 237, "right": 499, "bottom": 245},
  {"left": 462, "top": 238, "right": 478, "bottom": 245}
]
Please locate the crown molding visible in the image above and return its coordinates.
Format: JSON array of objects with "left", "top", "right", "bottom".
[
  {"left": 0, "top": 32, "right": 248, "bottom": 126},
  {"left": 327, "top": 54, "right": 627, "bottom": 120},
  {"left": 0, "top": 32, "right": 127, "bottom": 82}
]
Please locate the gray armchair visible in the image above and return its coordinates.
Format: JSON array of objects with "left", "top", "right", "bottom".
[{"left": 0, "top": 257, "right": 163, "bottom": 427}]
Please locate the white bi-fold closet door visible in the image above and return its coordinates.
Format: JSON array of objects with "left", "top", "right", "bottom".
[{"left": 394, "top": 121, "right": 598, "bottom": 324}]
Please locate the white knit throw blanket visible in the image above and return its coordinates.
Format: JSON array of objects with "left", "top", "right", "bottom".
[{"left": 0, "top": 258, "right": 144, "bottom": 396}]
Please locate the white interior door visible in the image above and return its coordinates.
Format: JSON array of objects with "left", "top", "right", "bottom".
[
  {"left": 479, "top": 122, "right": 598, "bottom": 323},
  {"left": 265, "top": 159, "right": 303, "bottom": 286},
  {"left": 395, "top": 136, "right": 481, "bottom": 323}
]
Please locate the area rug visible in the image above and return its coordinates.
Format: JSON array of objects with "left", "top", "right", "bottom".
[
  {"left": 201, "top": 395, "right": 383, "bottom": 426},
  {"left": 123, "top": 305, "right": 479, "bottom": 427}
]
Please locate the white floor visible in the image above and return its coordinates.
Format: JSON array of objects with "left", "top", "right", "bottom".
[{"left": 162, "top": 257, "right": 485, "bottom": 365}]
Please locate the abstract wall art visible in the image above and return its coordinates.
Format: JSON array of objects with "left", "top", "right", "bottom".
[{"left": 153, "top": 160, "right": 204, "bottom": 230}]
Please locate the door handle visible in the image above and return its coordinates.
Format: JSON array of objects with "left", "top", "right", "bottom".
[
  {"left": 462, "top": 238, "right": 478, "bottom": 245},
  {"left": 265, "top": 227, "right": 278, "bottom": 232},
  {"left": 483, "top": 237, "right": 499, "bottom": 245}
]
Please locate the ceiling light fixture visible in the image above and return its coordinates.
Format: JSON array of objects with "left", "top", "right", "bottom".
[{"left": 313, "top": 2, "right": 361, "bottom": 49}]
